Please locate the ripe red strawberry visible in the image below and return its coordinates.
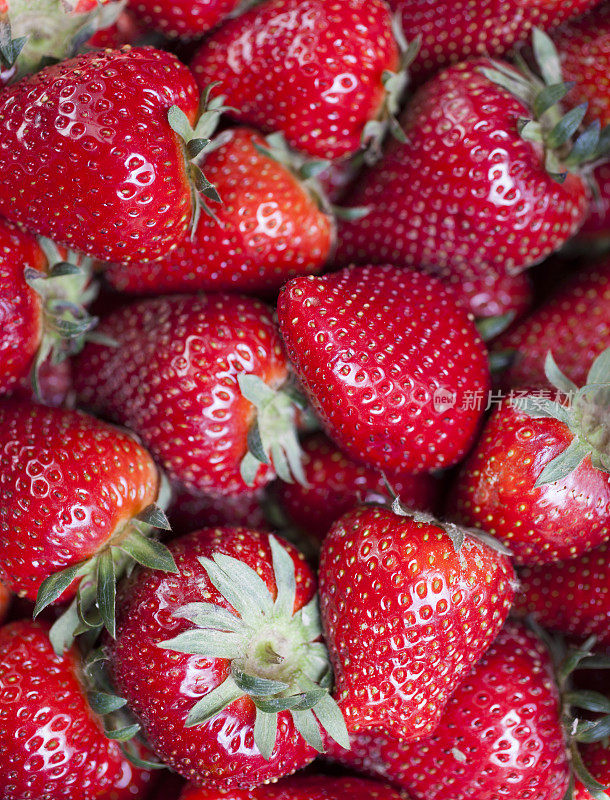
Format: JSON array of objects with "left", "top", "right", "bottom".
[
  {"left": 276, "top": 433, "right": 439, "bottom": 542},
  {"left": 105, "top": 128, "right": 333, "bottom": 295},
  {"left": 0, "top": 47, "right": 201, "bottom": 263},
  {"left": 0, "top": 400, "right": 176, "bottom": 647},
  {"left": 449, "top": 350, "right": 610, "bottom": 565},
  {"left": 191, "top": 0, "right": 404, "bottom": 160},
  {"left": 0, "top": 619, "right": 154, "bottom": 800},
  {"left": 277, "top": 265, "right": 490, "bottom": 474},
  {"left": 73, "top": 293, "right": 304, "bottom": 497},
  {"left": 179, "top": 773, "right": 408, "bottom": 799},
  {"left": 319, "top": 505, "right": 515, "bottom": 740},
  {"left": 88, "top": 9, "right": 145, "bottom": 50},
  {"left": 336, "top": 57, "right": 590, "bottom": 277},
  {"left": 494, "top": 258, "right": 610, "bottom": 389},
  {"left": 575, "top": 743, "right": 610, "bottom": 800},
  {"left": 325, "top": 622, "right": 571, "bottom": 800},
  {"left": 440, "top": 262, "right": 533, "bottom": 325},
  {"left": 167, "top": 485, "right": 268, "bottom": 534},
  {"left": 516, "top": 540, "right": 610, "bottom": 648},
  {"left": 389, "top": 0, "right": 598, "bottom": 85},
  {"left": 128, "top": 0, "right": 242, "bottom": 39},
  {"left": 106, "top": 527, "right": 349, "bottom": 788},
  {"left": 0, "top": 581, "right": 9, "bottom": 624}
]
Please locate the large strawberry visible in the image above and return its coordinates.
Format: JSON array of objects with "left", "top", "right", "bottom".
[
  {"left": 73, "top": 293, "right": 305, "bottom": 496},
  {"left": 0, "top": 400, "right": 176, "bottom": 649},
  {"left": 516, "top": 540, "right": 610, "bottom": 648},
  {"left": 191, "top": 0, "right": 408, "bottom": 161},
  {"left": 0, "top": 619, "right": 155, "bottom": 800},
  {"left": 105, "top": 527, "right": 349, "bottom": 788},
  {"left": 449, "top": 349, "right": 610, "bottom": 565},
  {"left": 277, "top": 265, "right": 490, "bottom": 474},
  {"left": 0, "top": 47, "right": 205, "bottom": 263},
  {"left": 105, "top": 128, "right": 334, "bottom": 296},
  {"left": 128, "top": 0, "right": 242, "bottom": 39},
  {"left": 319, "top": 505, "right": 515, "bottom": 740},
  {"left": 494, "top": 258, "right": 610, "bottom": 389}
]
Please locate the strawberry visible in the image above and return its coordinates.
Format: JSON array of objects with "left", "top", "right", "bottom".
[
  {"left": 336, "top": 45, "right": 595, "bottom": 278},
  {"left": 0, "top": 619, "right": 155, "bottom": 800},
  {"left": 167, "top": 484, "right": 268, "bottom": 535},
  {"left": 0, "top": 47, "right": 204, "bottom": 264},
  {"left": 389, "top": 0, "right": 599, "bottom": 85},
  {"left": 105, "top": 128, "right": 334, "bottom": 296},
  {"left": 191, "top": 0, "right": 408, "bottom": 161},
  {"left": 128, "top": 0, "right": 242, "bottom": 39},
  {"left": 516, "top": 540, "right": 610, "bottom": 648},
  {"left": 575, "top": 743, "right": 610, "bottom": 800},
  {"left": 448, "top": 350, "right": 610, "bottom": 565},
  {"left": 440, "top": 262, "right": 533, "bottom": 325},
  {"left": 319, "top": 505, "right": 515, "bottom": 740},
  {"left": 325, "top": 622, "right": 571, "bottom": 800},
  {"left": 277, "top": 265, "right": 490, "bottom": 474},
  {"left": 73, "top": 293, "right": 306, "bottom": 497},
  {"left": 0, "top": 581, "right": 9, "bottom": 623},
  {"left": 0, "top": 400, "right": 176, "bottom": 649},
  {"left": 179, "top": 773, "right": 408, "bottom": 799},
  {"left": 105, "top": 527, "right": 349, "bottom": 788},
  {"left": 494, "top": 258, "right": 610, "bottom": 389},
  {"left": 88, "top": 9, "right": 145, "bottom": 50},
  {"left": 275, "top": 433, "right": 440, "bottom": 542}
]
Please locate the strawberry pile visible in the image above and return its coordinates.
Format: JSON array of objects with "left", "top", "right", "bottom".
[{"left": 0, "top": 1, "right": 609, "bottom": 799}]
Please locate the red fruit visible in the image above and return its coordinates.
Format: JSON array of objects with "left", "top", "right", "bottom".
[
  {"left": 326, "top": 622, "right": 571, "bottom": 800},
  {"left": 88, "top": 9, "right": 145, "bottom": 49},
  {"left": 180, "top": 773, "right": 408, "bottom": 799},
  {"left": 577, "top": 161, "right": 610, "bottom": 240},
  {"left": 336, "top": 59, "right": 588, "bottom": 276},
  {"left": 494, "top": 258, "right": 610, "bottom": 389},
  {"left": 191, "top": 0, "right": 401, "bottom": 160},
  {"left": 575, "top": 743, "right": 610, "bottom": 800},
  {"left": 319, "top": 505, "right": 515, "bottom": 740},
  {"left": 0, "top": 48, "right": 200, "bottom": 263},
  {"left": 0, "top": 581, "right": 9, "bottom": 623},
  {"left": 106, "top": 527, "right": 348, "bottom": 788},
  {"left": 167, "top": 485, "right": 268, "bottom": 534},
  {"left": 128, "top": 0, "right": 241, "bottom": 39},
  {"left": 0, "top": 619, "right": 154, "bottom": 800},
  {"left": 277, "top": 265, "right": 490, "bottom": 474},
  {"left": 516, "top": 540, "right": 610, "bottom": 648},
  {"left": 389, "top": 0, "right": 598, "bottom": 84},
  {"left": 105, "top": 128, "right": 333, "bottom": 295},
  {"left": 448, "top": 352, "right": 610, "bottom": 565},
  {"left": 73, "top": 293, "right": 297, "bottom": 497},
  {"left": 276, "top": 433, "right": 439, "bottom": 541}
]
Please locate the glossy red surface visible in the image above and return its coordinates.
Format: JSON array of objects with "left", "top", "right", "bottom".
[{"left": 128, "top": 0, "right": 241, "bottom": 38}]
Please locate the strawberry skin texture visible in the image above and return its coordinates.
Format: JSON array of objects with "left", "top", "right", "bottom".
[
  {"left": 128, "top": 0, "right": 242, "bottom": 39},
  {"left": 0, "top": 401, "right": 159, "bottom": 601},
  {"left": 448, "top": 400, "right": 610, "bottom": 565},
  {"left": 0, "top": 581, "right": 9, "bottom": 623},
  {"left": 276, "top": 433, "right": 439, "bottom": 541},
  {"left": 180, "top": 773, "right": 408, "bottom": 799},
  {"left": 0, "top": 221, "right": 46, "bottom": 395},
  {"left": 0, "top": 47, "right": 198, "bottom": 263},
  {"left": 336, "top": 60, "right": 588, "bottom": 276},
  {"left": 516, "top": 540, "right": 610, "bottom": 648},
  {"left": 277, "top": 266, "right": 490, "bottom": 474},
  {"left": 191, "top": 0, "right": 398, "bottom": 160},
  {"left": 389, "top": 0, "right": 598, "bottom": 84},
  {"left": 73, "top": 294, "right": 287, "bottom": 496},
  {"left": 0, "top": 620, "right": 153, "bottom": 800},
  {"left": 326, "top": 623, "right": 570, "bottom": 800},
  {"left": 575, "top": 743, "right": 610, "bottom": 800},
  {"left": 106, "top": 527, "right": 318, "bottom": 788},
  {"left": 319, "top": 506, "right": 515, "bottom": 740},
  {"left": 440, "top": 261, "right": 533, "bottom": 321},
  {"left": 105, "top": 128, "right": 333, "bottom": 295},
  {"left": 168, "top": 485, "right": 268, "bottom": 535}
]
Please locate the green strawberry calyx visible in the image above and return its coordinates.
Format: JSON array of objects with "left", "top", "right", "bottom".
[
  {"left": 34, "top": 474, "right": 177, "bottom": 655},
  {"left": 158, "top": 534, "right": 350, "bottom": 760},
  {"left": 480, "top": 28, "right": 610, "bottom": 183},
  {"left": 513, "top": 348, "right": 610, "bottom": 486}
]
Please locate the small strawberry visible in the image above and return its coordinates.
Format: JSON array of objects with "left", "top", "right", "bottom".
[
  {"left": 128, "top": 0, "right": 243, "bottom": 39},
  {"left": 191, "top": 0, "right": 409, "bottom": 160},
  {"left": 167, "top": 485, "right": 268, "bottom": 535},
  {"left": 73, "top": 293, "right": 306, "bottom": 496},
  {"left": 88, "top": 9, "right": 145, "bottom": 50},
  {"left": 494, "top": 258, "right": 610, "bottom": 389},
  {"left": 106, "top": 527, "right": 349, "bottom": 788},
  {"left": 0, "top": 47, "right": 207, "bottom": 263},
  {"left": 0, "top": 400, "right": 176, "bottom": 649},
  {"left": 575, "top": 742, "right": 610, "bottom": 800},
  {"left": 105, "top": 128, "right": 334, "bottom": 296},
  {"left": 277, "top": 265, "right": 490, "bottom": 474},
  {"left": 276, "top": 433, "right": 439, "bottom": 542},
  {"left": 516, "top": 540, "right": 610, "bottom": 648},
  {"left": 319, "top": 505, "right": 515, "bottom": 740},
  {"left": 0, "top": 619, "right": 155, "bottom": 800},
  {"left": 449, "top": 349, "right": 610, "bottom": 565},
  {"left": 0, "top": 581, "right": 9, "bottom": 624}
]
